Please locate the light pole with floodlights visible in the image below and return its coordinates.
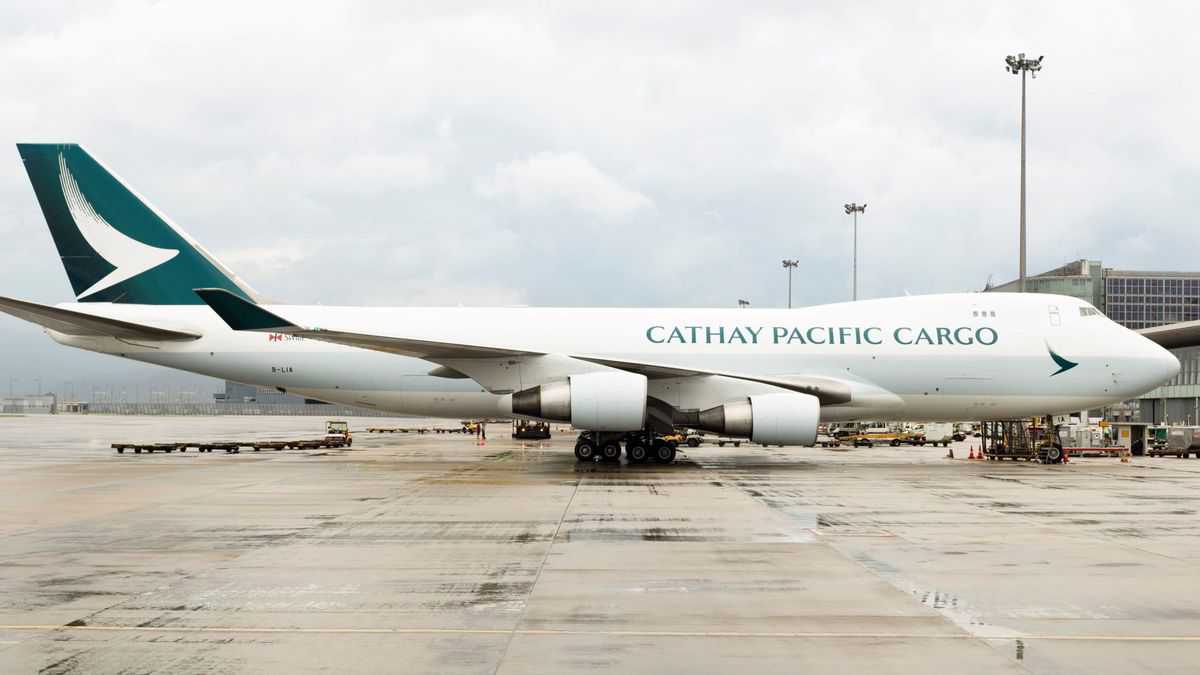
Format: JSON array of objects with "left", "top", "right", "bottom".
[
  {"left": 843, "top": 203, "right": 866, "bottom": 301},
  {"left": 781, "top": 260, "right": 799, "bottom": 309},
  {"left": 1005, "top": 52, "right": 1043, "bottom": 292}
]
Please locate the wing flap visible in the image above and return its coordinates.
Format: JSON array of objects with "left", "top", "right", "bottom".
[{"left": 0, "top": 295, "right": 201, "bottom": 341}]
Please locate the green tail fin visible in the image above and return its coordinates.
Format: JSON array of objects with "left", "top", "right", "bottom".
[{"left": 16, "top": 143, "right": 257, "bottom": 305}]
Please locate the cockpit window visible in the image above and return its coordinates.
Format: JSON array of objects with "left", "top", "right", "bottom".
[{"left": 1079, "top": 307, "right": 1100, "bottom": 317}]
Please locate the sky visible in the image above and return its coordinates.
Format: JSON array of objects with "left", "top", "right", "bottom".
[{"left": 1, "top": 1, "right": 1199, "bottom": 399}]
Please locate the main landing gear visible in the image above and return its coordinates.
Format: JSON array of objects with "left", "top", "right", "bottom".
[{"left": 574, "top": 431, "right": 679, "bottom": 465}]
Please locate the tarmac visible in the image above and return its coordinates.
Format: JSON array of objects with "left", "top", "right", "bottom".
[{"left": 2, "top": 415, "right": 1199, "bottom": 674}]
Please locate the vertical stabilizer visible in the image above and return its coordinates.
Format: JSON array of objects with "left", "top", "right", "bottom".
[{"left": 17, "top": 143, "right": 258, "bottom": 305}]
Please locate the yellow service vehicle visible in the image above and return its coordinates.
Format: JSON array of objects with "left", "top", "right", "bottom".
[
  {"left": 660, "top": 432, "right": 686, "bottom": 447},
  {"left": 849, "top": 426, "right": 925, "bottom": 447}
]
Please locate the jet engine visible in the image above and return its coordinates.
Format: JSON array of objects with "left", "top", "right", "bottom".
[
  {"left": 511, "top": 371, "right": 647, "bottom": 431},
  {"left": 696, "top": 392, "right": 820, "bottom": 446}
]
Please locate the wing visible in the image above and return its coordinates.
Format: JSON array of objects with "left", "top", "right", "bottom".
[
  {"left": 1140, "top": 320, "right": 1200, "bottom": 350},
  {"left": 194, "top": 288, "right": 539, "bottom": 359},
  {"left": 0, "top": 295, "right": 200, "bottom": 341},
  {"left": 195, "top": 288, "right": 853, "bottom": 404}
]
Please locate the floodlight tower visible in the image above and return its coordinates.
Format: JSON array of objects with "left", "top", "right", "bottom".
[
  {"left": 1005, "top": 52, "right": 1044, "bottom": 292},
  {"left": 738, "top": 299, "right": 751, "bottom": 309},
  {"left": 843, "top": 203, "right": 866, "bottom": 301},
  {"left": 781, "top": 260, "right": 799, "bottom": 308}
]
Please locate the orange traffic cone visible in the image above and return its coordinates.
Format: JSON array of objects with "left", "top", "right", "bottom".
[{"left": 967, "top": 446, "right": 975, "bottom": 460}]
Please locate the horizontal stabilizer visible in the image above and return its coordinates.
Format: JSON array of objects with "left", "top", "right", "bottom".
[
  {"left": 0, "top": 295, "right": 200, "bottom": 341},
  {"left": 194, "top": 288, "right": 295, "bottom": 331}
]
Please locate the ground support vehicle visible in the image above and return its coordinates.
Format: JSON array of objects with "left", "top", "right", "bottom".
[
  {"left": 816, "top": 433, "right": 842, "bottom": 448},
  {"left": 512, "top": 419, "right": 552, "bottom": 440},
  {"left": 921, "top": 423, "right": 955, "bottom": 447},
  {"left": 980, "top": 420, "right": 1063, "bottom": 464},
  {"left": 1148, "top": 427, "right": 1200, "bottom": 458},
  {"left": 850, "top": 427, "right": 926, "bottom": 447},
  {"left": 325, "top": 420, "right": 353, "bottom": 447}
]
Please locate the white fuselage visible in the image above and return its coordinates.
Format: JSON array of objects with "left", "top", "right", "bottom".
[{"left": 47, "top": 293, "right": 1178, "bottom": 422}]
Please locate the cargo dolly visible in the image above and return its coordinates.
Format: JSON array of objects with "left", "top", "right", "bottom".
[{"left": 113, "top": 438, "right": 352, "bottom": 454}]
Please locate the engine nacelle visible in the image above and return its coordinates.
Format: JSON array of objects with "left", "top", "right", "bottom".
[
  {"left": 696, "top": 392, "right": 820, "bottom": 446},
  {"left": 511, "top": 371, "right": 648, "bottom": 431}
]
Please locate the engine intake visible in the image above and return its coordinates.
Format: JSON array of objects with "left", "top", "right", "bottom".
[
  {"left": 511, "top": 371, "right": 648, "bottom": 431},
  {"left": 696, "top": 392, "right": 820, "bottom": 446}
]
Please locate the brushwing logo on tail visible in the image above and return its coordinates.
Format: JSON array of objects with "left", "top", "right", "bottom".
[{"left": 57, "top": 153, "right": 178, "bottom": 299}]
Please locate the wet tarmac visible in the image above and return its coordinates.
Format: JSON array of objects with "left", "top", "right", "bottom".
[{"left": 2, "top": 415, "right": 1199, "bottom": 674}]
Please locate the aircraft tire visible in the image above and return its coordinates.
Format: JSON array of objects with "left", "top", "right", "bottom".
[
  {"left": 652, "top": 442, "right": 676, "bottom": 464},
  {"left": 575, "top": 441, "right": 596, "bottom": 462},
  {"left": 627, "top": 443, "right": 649, "bottom": 463},
  {"left": 601, "top": 442, "right": 622, "bottom": 462}
]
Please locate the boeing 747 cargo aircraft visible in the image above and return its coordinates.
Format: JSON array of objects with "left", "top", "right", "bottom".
[{"left": 0, "top": 144, "right": 1182, "bottom": 463}]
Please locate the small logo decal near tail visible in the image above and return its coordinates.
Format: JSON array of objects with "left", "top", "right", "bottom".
[
  {"left": 57, "top": 153, "right": 178, "bottom": 299},
  {"left": 1047, "top": 343, "right": 1078, "bottom": 376}
]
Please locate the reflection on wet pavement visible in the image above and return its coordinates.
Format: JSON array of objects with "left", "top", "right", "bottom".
[{"left": 1, "top": 416, "right": 1199, "bottom": 673}]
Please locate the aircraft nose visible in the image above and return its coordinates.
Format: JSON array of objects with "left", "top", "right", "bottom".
[{"left": 1150, "top": 342, "right": 1181, "bottom": 383}]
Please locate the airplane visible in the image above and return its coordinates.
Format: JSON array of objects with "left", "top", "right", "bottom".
[{"left": 0, "top": 143, "right": 1184, "bottom": 464}]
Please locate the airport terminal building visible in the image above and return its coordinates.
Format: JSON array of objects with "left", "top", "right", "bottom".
[{"left": 987, "top": 259, "right": 1200, "bottom": 424}]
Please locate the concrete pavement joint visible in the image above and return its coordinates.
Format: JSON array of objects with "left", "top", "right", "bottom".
[{"left": 3, "top": 625, "right": 1200, "bottom": 641}]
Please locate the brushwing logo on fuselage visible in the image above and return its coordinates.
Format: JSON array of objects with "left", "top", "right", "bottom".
[
  {"left": 1047, "top": 343, "right": 1078, "bottom": 376},
  {"left": 57, "top": 153, "right": 178, "bottom": 299}
]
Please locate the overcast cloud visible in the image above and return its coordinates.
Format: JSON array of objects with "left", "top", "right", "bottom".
[{"left": 1, "top": 1, "right": 1198, "bottom": 397}]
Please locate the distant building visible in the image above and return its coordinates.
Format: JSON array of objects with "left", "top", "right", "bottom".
[
  {"left": 987, "top": 259, "right": 1200, "bottom": 423},
  {"left": 986, "top": 259, "right": 1200, "bottom": 329},
  {"left": 1, "top": 394, "right": 56, "bottom": 414},
  {"left": 986, "top": 259, "right": 1106, "bottom": 311},
  {"left": 216, "top": 381, "right": 325, "bottom": 406}
]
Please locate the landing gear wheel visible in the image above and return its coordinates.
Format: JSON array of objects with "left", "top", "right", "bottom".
[
  {"left": 575, "top": 441, "right": 597, "bottom": 462},
  {"left": 627, "top": 443, "right": 649, "bottom": 463},
  {"left": 601, "top": 442, "right": 622, "bottom": 462},
  {"left": 652, "top": 441, "right": 676, "bottom": 464}
]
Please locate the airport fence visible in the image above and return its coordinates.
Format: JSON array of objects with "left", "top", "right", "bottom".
[{"left": 72, "top": 403, "right": 396, "bottom": 417}]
